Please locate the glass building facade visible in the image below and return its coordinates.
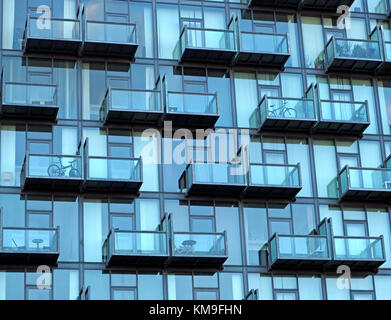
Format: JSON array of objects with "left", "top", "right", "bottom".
[{"left": 1, "top": 0, "right": 391, "bottom": 300}]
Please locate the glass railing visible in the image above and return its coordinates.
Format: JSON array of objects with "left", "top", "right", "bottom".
[
  {"left": 326, "top": 37, "right": 381, "bottom": 62},
  {"left": 2, "top": 83, "right": 57, "bottom": 107},
  {"left": 384, "top": 42, "right": 391, "bottom": 62},
  {"left": 21, "top": 154, "right": 82, "bottom": 182},
  {"left": 269, "top": 234, "right": 329, "bottom": 265},
  {"left": 183, "top": 163, "right": 246, "bottom": 188},
  {"left": 318, "top": 100, "right": 369, "bottom": 123},
  {"left": 250, "top": 96, "right": 315, "bottom": 129},
  {"left": 172, "top": 232, "right": 226, "bottom": 257},
  {"left": 86, "top": 157, "right": 142, "bottom": 181},
  {"left": 166, "top": 91, "right": 218, "bottom": 115},
  {"left": 85, "top": 20, "right": 136, "bottom": 44},
  {"left": 100, "top": 88, "right": 162, "bottom": 119},
  {"left": 25, "top": 16, "right": 81, "bottom": 41},
  {"left": 174, "top": 27, "right": 235, "bottom": 59},
  {"left": 102, "top": 230, "right": 168, "bottom": 260},
  {"left": 240, "top": 32, "right": 288, "bottom": 54},
  {"left": 1, "top": 227, "right": 59, "bottom": 253},
  {"left": 333, "top": 236, "right": 385, "bottom": 261},
  {"left": 248, "top": 163, "right": 301, "bottom": 188},
  {"left": 339, "top": 166, "right": 391, "bottom": 194}
]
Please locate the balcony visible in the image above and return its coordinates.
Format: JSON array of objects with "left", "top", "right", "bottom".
[
  {"left": 23, "top": 15, "right": 82, "bottom": 55},
  {"left": 83, "top": 156, "right": 143, "bottom": 194},
  {"left": 100, "top": 88, "right": 163, "bottom": 125},
  {"left": 21, "top": 154, "right": 83, "bottom": 192},
  {"left": 80, "top": 20, "right": 138, "bottom": 59},
  {"left": 246, "top": 0, "right": 354, "bottom": 10},
  {"left": 243, "top": 163, "right": 302, "bottom": 200},
  {"left": 168, "top": 231, "right": 228, "bottom": 269},
  {"left": 0, "top": 81, "right": 58, "bottom": 122},
  {"left": 234, "top": 30, "right": 290, "bottom": 69},
  {"left": 267, "top": 233, "right": 330, "bottom": 271},
  {"left": 179, "top": 162, "right": 246, "bottom": 196},
  {"left": 0, "top": 227, "right": 59, "bottom": 265},
  {"left": 338, "top": 166, "right": 391, "bottom": 201},
  {"left": 312, "top": 100, "right": 370, "bottom": 136},
  {"left": 324, "top": 37, "right": 382, "bottom": 73},
  {"left": 328, "top": 236, "right": 386, "bottom": 272},
  {"left": 164, "top": 91, "right": 219, "bottom": 128},
  {"left": 102, "top": 229, "right": 169, "bottom": 267},
  {"left": 173, "top": 26, "right": 236, "bottom": 65},
  {"left": 249, "top": 96, "right": 317, "bottom": 132}
]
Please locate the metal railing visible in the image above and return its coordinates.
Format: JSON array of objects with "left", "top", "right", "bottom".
[{"left": 171, "top": 231, "right": 227, "bottom": 258}]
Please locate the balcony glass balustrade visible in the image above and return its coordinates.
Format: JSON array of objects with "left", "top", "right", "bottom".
[
  {"left": 164, "top": 91, "right": 219, "bottom": 128},
  {"left": 1, "top": 82, "right": 58, "bottom": 121},
  {"left": 0, "top": 227, "right": 59, "bottom": 265},
  {"left": 325, "top": 37, "right": 382, "bottom": 73},
  {"left": 21, "top": 154, "right": 83, "bottom": 192},
  {"left": 103, "top": 229, "right": 168, "bottom": 267},
  {"left": 268, "top": 233, "right": 330, "bottom": 270},
  {"left": 81, "top": 20, "right": 138, "bottom": 58},
  {"left": 179, "top": 162, "right": 247, "bottom": 196},
  {"left": 169, "top": 231, "right": 228, "bottom": 268},
  {"left": 83, "top": 156, "right": 142, "bottom": 194},
  {"left": 249, "top": 96, "right": 316, "bottom": 132},
  {"left": 244, "top": 163, "right": 302, "bottom": 199},
  {"left": 313, "top": 100, "right": 370, "bottom": 136},
  {"left": 100, "top": 88, "right": 163, "bottom": 124},
  {"left": 173, "top": 27, "right": 236, "bottom": 64},
  {"left": 338, "top": 166, "right": 391, "bottom": 201},
  {"left": 23, "top": 15, "right": 82, "bottom": 54}
]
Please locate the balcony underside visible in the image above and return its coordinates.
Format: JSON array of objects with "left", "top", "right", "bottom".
[
  {"left": 259, "top": 118, "right": 317, "bottom": 132},
  {"left": 24, "top": 38, "right": 82, "bottom": 55},
  {"left": 81, "top": 41, "right": 138, "bottom": 59},
  {"left": 313, "top": 120, "right": 369, "bottom": 136},
  {"left": 0, "top": 104, "right": 58, "bottom": 122},
  {"left": 269, "top": 257, "right": 330, "bottom": 271},
  {"left": 376, "top": 61, "right": 391, "bottom": 74},
  {"left": 326, "top": 57, "right": 382, "bottom": 74},
  {"left": 82, "top": 179, "right": 142, "bottom": 194},
  {"left": 247, "top": 0, "right": 353, "bottom": 9},
  {"left": 22, "top": 177, "right": 83, "bottom": 192},
  {"left": 301, "top": 0, "right": 355, "bottom": 9},
  {"left": 163, "top": 112, "right": 219, "bottom": 129},
  {"left": 180, "top": 47, "right": 236, "bottom": 65},
  {"left": 235, "top": 51, "right": 290, "bottom": 69},
  {"left": 104, "top": 110, "right": 163, "bottom": 125},
  {"left": 326, "top": 259, "right": 385, "bottom": 273},
  {"left": 186, "top": 183, "right": 246, "bottom": 197},
  {"left": 168, "top": 255, "right": 227, "bottom": 269},
  {"left": 106, "top": 254, "right": 169, "bottom": 267},
  {"left": 340, "top": 189, "right": 391, "bottom": 202},
  {"left": 243, "top": 185, "right": 302, "bottom": 200},
  {"left": 0, "top": 251, "right": 59, "bottom": 266}
]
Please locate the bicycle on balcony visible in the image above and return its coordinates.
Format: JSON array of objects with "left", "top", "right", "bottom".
[
  {"left": 47, "top": 157, "right": 81, "bottom": 177},
  {"left": 268, "top": 100, "right": 297, "bottom": 118}
]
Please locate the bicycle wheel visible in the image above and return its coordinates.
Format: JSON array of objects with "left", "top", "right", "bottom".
[
  {"left": 69, "top": 168, "right": 81, "bottom": 177},
  {"left": 283, "top": 107, "right": 297, "bottom": 118},
  {"left": 47, "top": 164, "right": 62, "bottom": 177}
]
